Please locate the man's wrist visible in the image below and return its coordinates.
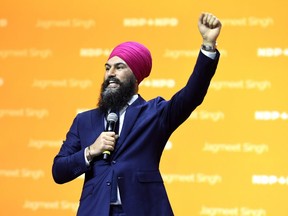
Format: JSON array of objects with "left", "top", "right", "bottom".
[
  {"left": 86, "top": 146, "right": 93, "bottom": 163},
  {"left": 201, "top": 43, "right": 216, "bottom": 52}
]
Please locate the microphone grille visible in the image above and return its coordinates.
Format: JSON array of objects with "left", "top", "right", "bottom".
[{"left": 107, "top": 112, "right": 118, "bottom": 122}]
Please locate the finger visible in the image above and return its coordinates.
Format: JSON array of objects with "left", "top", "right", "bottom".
[
  {"left": 103, "top": 137, "right": 116, "bottom": 146},
  {"left": 105, "top": 131, "right": 116, "bottom": 136},
  {"left": 103, "top": 132, "right": 117, "bottom": 141},
  {"left": 206, "top": 15, "right": 215, "bottom": 26},
  {"left": 203, "top": 13, "right": 212, "bottom": 24},
  {"left": 211, "top": 19, "right": 220, "bottom": 28},
  {"left": 202, "top": 13, "right": 209, "bottom": 25},
  {"left": 206, "top": 14, "right": 212, "bottom": 23},
  {"left": 198, "top": 13, "right": 205, "bottom": 25},
  {"left": 105, "top": 144, "right": 115, "bottom": 151},
  {"left": 208, "top": 16, "right": 221, "bottom": 29},
  {"left": 101, "top": 139, "right": 114, "bottom": 150}
]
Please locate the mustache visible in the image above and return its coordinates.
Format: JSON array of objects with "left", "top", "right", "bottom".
[{"left": 103, "top": 76, "right": 121, "bottom": 88}]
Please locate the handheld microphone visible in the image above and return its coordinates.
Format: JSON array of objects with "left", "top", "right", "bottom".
[{"left": 103, "top": 112, "right": 118, "bottom": 161}]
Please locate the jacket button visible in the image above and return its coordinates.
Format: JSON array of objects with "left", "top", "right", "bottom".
[
  {"left": 112, "top": 160, "right": 116, "bottom": 164},
  {"left": 106, "top": 182, "right": 111, "bottom": 186}
]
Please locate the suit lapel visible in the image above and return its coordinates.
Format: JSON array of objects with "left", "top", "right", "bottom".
[
  {"left": 90, "top": 109, "right": 106, "bottom": 143},
  {"left": 113, "top": 96, "right": 145, "bottom": 155}
]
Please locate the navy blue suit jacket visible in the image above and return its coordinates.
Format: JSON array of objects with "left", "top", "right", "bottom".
[{"left": 52, "top": 51, "right": 220, "bottom": 216}]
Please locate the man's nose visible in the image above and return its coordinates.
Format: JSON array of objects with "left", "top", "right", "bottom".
[{"left": 107, "top": 67, "right": 116, "bottom": 76}]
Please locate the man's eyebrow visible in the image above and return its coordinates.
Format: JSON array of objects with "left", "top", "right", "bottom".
[{"left": 105, "top": 62, "right": 127, "bottom": 67}]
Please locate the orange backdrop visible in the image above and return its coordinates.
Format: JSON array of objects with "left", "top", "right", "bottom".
[{"left": 1, "top": 0, "right": 288, "bottom": 215}]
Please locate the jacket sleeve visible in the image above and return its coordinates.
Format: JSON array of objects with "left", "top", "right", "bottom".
[
  {"left": 163, "top": 50, "right": 220, "bottom": 133},
  {"left": 52, "top": 114, "right": 90, "bottom": 184}
]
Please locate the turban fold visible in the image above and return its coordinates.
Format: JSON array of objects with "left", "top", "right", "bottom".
[{"left": 108, "top": 41, "right": 152, "bottom": 84}]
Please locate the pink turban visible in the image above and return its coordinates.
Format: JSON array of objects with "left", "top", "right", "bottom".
[{"left": 108, "top": 41, "right": 152, "bottom": 84}]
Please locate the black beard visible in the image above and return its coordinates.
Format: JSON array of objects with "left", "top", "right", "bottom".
[{"left": 97, "top": 75, "right": 136, "bottom": 113}]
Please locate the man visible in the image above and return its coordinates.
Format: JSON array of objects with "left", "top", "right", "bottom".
[{"left": 52, "top": 12, "right": 222, "bottom": 216}]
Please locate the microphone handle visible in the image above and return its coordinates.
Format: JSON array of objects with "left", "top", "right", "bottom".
[
  {"left": 103, "top": 121, "right": 116, "bottom": 161},
  {"left": 103, "top": 151, "right": 110, "bottom": 160}
]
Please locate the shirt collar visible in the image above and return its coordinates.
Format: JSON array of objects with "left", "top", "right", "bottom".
[{"left": 127, "top": 94, "right": 139, "bottom": 106}]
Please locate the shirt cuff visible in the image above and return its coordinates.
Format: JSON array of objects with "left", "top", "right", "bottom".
[
  {"left": 84, "top": 147, "right": 90, "bottom": 166},
  {"left": 200, "top": 49, "right": 217, "bottom": 60}
]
